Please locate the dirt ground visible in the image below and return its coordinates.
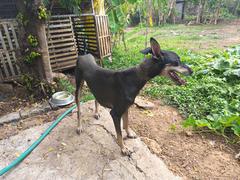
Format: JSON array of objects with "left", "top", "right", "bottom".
[
  {"left": 129, "top": 100, "right": 240, "bottom": 179},
  {"left": 1, "top": 99, "right": 240, "bottom": 179}
]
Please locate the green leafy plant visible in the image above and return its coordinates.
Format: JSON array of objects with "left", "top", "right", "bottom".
[
  {"left": 20, "top": 74, "right": 56, "bottom": 99},
  {"left": 27, "top": 35, "right": 38, "bottom": 47},
  {"left": 38, "top": 5, "right": 48, "bottom": 20},
  {"left": 56, "top": 78, "right": 75, "bottom": 94},
  {"left": 24, "top": 51, "right": 41, "bottom": 64},
  {"left": 144, "top": 46, "right": 240, "bottom": 137},
  {"left": 16, "top": 13, "right": 29, "bottom": 26}
]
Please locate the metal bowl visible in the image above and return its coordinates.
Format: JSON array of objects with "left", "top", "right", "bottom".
[{"left": 50, "top": 91, "right": 74, "bottom": 106}]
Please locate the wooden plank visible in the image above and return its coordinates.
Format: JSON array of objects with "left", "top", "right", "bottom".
[
  {"left": 51, "top": 60, "right": 76, "bottom": 69},
  {"left": 52, "top": 63, "right": 76, "bottom": 72},
  {"left": 49, "top": 19, "right": 71, "bottom": 23},
  {"left": 78, "top": 45, "right": 97, "bottom": 51},
  {"left": 76, "top": 37, "right": 97, "bottom": 42},
  {"left": 48, "top": 24, "right": 72, "bottom": 29},
  {"left": 0, "top": 30, "right": 15, "bottom": 76},
  {"left": 3, "top": 24, "right": 21, "bottom": 74},
  {"left": 98, "top": 35, "right": 111, "bottom": 38},
  {"left": 69, "top": 16, "right": 78, "bottom": 55},
  {"left": 9, "top": 23, "right": 19, "bottom": 48},
  {"left": 48, "top": 42, "right": 75, "bottom": 49},
  {"left": 48, "top": 37, "right": 75, "bottom": 44},
  {"left": 75, "top": 34, "right": 97, "bottom": 39},
  {"left": 73, "top": 23, "right": 95, "bottom": 27},
  {"left": 73, "top": 26, "right": 96, "bottom": 30},
  {"left": 74, "top": 29, "right": 96, "bottom": 33},
  {"left": 75, "top": 31, "right": 96, "bottom": 36},
  {"left": 48, "top": 47, "right": 76, "bottom": 53},
  {"left": 94, "top": 16, "right": 101, "bottom": 59},
  {"left": 3, "top": 23, "right": 14, "bottom": 50},
  {"left": 78, "top": 45, "right": 98, "bottom": 51},
  {"left": 48, "top": 28, "right": 73, "bottom": 34},
  {"left": 0, "top": 68, "right": 3, "bottom": 82},
  {"left": 48, "top": 33, "right": 74, "bottom": 39},
  {"left": 10, "top": 51, "right": 21, "bottom": 74},
  {"left": 78, "top": 42, "right": 97, "bottom": 48},
  {"left": 49, "top": 51, "right": 77, "bottom": 59},
  {"left": 0, "top": 51, "right": 9, "bottom": 77},
  {"left": 50, "top": 54, "right": 77, "bottom": 63}
]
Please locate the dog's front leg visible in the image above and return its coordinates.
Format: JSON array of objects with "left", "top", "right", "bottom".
[
  {"left": 94, "top": 100, "right": 100, "bottom": 119},
  {"left": 123, "top": 109, "right": 137, "bottom": 139},
  {"left": 110, "top": 109, "right": 132, "bottom": 156}
]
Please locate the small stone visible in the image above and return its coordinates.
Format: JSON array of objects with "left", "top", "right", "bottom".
[
  {"left": 185, "top": 131, "right": 193, "bottom": 137},
  {"left": 52, "top": 72, "right": 68, "bottom": 80},
  {"left": 0, "top": 83, "right": 14, "bottom": 95},
  {"left": 134, "top": 96, "right": 155, "bottom": 110},
  {"left": 141, "top": 137, "right": 162, "bottom": 155},
  {"left": 209, "top": 140, "right": 215, "bottom": 147},
  {"left": 0, "top": 112, "right": 20, "bottom": 124},
  {"left": 61, "top": 142, "right": 67, "bottom": 146},
  {"left": 235, "top": 152, "right": 240, "bottom": 160}
]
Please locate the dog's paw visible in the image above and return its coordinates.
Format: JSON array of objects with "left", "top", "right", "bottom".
[
  {"left": 121, "top": 146, "right": 133, "bottom": 156},
  {"left": 76, "top": 127, "right": 83, "bottom": 135},
  {"left": 94, "top": 113, "right": 100, "bottom": 120}
]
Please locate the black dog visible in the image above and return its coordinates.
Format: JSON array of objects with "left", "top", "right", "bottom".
[{"left": 75, "top": 37, "right": 192, "bottom": 155}]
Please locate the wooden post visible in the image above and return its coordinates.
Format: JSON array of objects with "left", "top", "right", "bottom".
[
  {"left": 34, "top": 0, "right": 52, "bottom": 82},
  {"left": 36, "top": 23, "right": 53, "bottom": 82},
  {"left": 16, "top": 0, "right": 52, "bottom": 82}
]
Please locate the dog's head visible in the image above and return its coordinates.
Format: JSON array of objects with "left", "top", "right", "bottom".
[{"left": 141, "top": 37, "right": 193, "bottom": 85}]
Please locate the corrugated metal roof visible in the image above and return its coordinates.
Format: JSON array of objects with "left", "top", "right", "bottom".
[{"left": 0, "top": 0, "right": 17, "bottom": 19}]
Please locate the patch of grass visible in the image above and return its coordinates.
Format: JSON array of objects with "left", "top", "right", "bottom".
[
  {"left": 82, "top": 92, "right": 95, "bottom": 102},
  {"left": 56, "top": 78, "right": 75, "bottom": 94}
]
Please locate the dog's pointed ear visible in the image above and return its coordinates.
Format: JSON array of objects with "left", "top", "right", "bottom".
[
  {"left": 140, "top": 47, "right": 152, "bottom": 55},
  {"left": 150, "top": 37, "right": 162, "bottom": 58}
]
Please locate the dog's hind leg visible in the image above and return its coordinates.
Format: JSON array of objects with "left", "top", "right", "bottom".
[
  {"left": 123, "top": 109, "right": 137, "bottom": 139},
  {"left": 94, "top": 100, "right": 100, "bottom": 119},
  {"left": 75, "top": 68, "right": 84, "bottom": 135}
]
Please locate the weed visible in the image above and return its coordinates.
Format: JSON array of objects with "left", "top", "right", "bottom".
[{"left": 55, "top": 78, "right": 75, "bottom": 94}]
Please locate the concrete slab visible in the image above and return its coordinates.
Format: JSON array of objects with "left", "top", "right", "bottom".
[{"left": 0, "top": 101, "right": 181, "bottom": 180}]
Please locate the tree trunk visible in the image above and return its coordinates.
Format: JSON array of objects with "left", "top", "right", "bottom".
[
  {"left": 121, "top": 31, "right": 127, "bottom": 51},
  {"left": 94, "top": 0, "right": 105, "bottom": 15},
  {"left": 196, "top": 0, "right": 205, "bottom": 24},
  {"left": 145, "top": 25, "right": 148, "bottom": 48},
  {"left": 158, "top": 9, "right": 161, "bottom": 26},
  {"left": 34, "top": 0, "right": 52, "bottom": 82},
  {"left": 16, "top": 0, "right": 52, "bottom": 82},
  {"left": 139, "top": 8, "right": 142, "bottom": 27},
  {"left": 167, "top": 0, "right": 176, "bottom": 23},
  {"left": 35, "top": 23, "right": 52, "bottom": 82},
  {"left": 234, "top": 0, "right": 240, "bottom": 16},
  {"left": 148, "top": 0, "right": 153, "bottom": 27},
  {"left": 214, "top": 6, "right": 220, "bottom": 25}
]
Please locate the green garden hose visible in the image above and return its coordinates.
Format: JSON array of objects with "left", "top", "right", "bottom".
[{"left": 0, "top": 104, "right": 77, "bottom": 176}]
